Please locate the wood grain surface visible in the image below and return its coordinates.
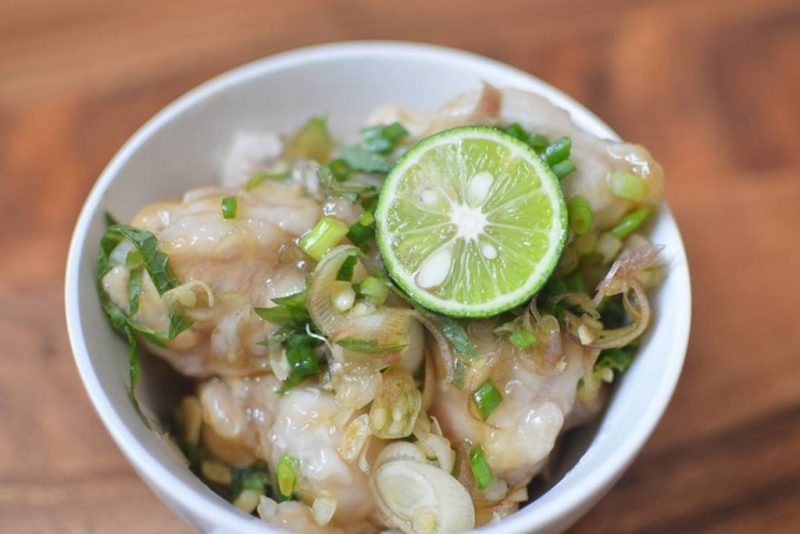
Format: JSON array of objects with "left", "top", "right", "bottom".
[{"left": 1, "top": 0, "right": 799, "bottom": 532}]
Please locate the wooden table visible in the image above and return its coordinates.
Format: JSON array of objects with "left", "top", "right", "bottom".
[{"left": 1, "top": 0, "right": 798, "bottom": 532}]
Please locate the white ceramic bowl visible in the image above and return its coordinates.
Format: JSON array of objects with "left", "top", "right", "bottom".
[{"left": 65, "top": 42, "right": 691, "bottom": 533}]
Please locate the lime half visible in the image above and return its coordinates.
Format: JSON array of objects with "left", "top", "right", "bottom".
[{"left": 375, "top": 126, "right": 568, "bottom": 318}]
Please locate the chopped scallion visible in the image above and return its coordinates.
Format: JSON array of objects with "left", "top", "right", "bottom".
[
  {"left": 609, "top": 206, "right": 653, "bottom": 240},
  {"left": 596, "top": 232, "right": 623, "bottom": 263},
  {"left": 357, "top": 276, "right": 388, "bottom": 305},
  {"left": 298, "top": 216, "right": 349, "bottom": 260},
  {"left": 358, "top": 210, "right": 374, "bottom": 226},
  {"left": 543, "top": 137, "right": 572, "bottom": 166},
  {"left": 329, "top": 158, "right": 350, "bottom": 182},
  {"left": 528, "top": 133, "right": 550, "bottom": 152},
  {"left": 552, "top": 158, "right": 577, "bottom": 180},
  {"left": 346, "top": 221, "right": 374, "bottom": 247},
  {"left": 609, "top": 171, "right": 647, "bottom": 202},
  {"left": 508, "top": 329, "right": 537, "bottom": 349},
  {"left": 468, "top": 445, "right": 494, "bottom": 490},
  {"left": 472, "top": 380, "right": 503, "bottom": 420},
  {"left": 221, "top": 196, "right": 237, "bottom": 219},
  {"left": 567, "top": 196, "right": 593, "bottom": 235},
  {"left": 276, "top": 453, "right": 299, "bottom": 498},
  {"left": 502, "top": 122, "right": 528, "bottom": 142}
]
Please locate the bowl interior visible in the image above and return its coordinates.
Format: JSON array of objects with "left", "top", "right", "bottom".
[{"left": 66, "top": 42, "right": 690, "bottom": 534}]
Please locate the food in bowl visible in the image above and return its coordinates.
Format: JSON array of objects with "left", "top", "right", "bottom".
[{"left": 95, "top": 84, "right": 665, "bottom": 533}]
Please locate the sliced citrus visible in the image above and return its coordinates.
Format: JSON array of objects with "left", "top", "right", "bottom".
[{"left": 375, "top": 126, "right": 568, "bottom": 317}]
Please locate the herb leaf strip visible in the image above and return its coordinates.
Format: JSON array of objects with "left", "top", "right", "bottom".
[{"left": 96, "top": 220, "right": 192, "bottom": 420}]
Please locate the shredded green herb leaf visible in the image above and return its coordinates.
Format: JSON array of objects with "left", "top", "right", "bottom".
[
  {"left": 254, "top": 290, "right": 310, "bottom": 326},
  {"left": 361, "top": 122, "right": 409, "bottom": 155},
  {"left": 317, "top": 165, "right": 378, "bottom": 203},
  {"left": 337, "top": 146, "right": 393, "bottom": 174},
  {"left": 336, "top": 338, "right": 408, "bottom": 353},
  {"left": 434, "top": 315, "right": 477, "bottom": 357},
  {"left": 280, "top": 345, "right": 320, "bottom": 392},
  {"left": 245, "top": 171, "right": 290, "bottom": 191},
  {"left": 96, "top": 218, "right": 192, "bottom": 426},
  {"left": 128, "top": 267, "right": 143, "bottom": 317}
]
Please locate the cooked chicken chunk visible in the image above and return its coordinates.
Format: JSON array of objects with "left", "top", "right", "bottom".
[{"left": 103, "top": 182, "right": 321, "bottom": 377}]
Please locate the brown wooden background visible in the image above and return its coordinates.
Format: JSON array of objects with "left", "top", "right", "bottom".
[{"left": 1, "top": 0, "right": 799, "bottom": 532}]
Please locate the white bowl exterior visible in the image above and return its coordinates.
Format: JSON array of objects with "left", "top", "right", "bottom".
[{"left": 65, "top": 42, "right": 690, "bottom": 534}]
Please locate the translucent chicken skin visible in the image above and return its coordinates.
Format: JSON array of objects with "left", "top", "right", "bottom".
[
  {"left": 432, "top": 326, "right": 598, "bottom": 487},
  {"left": 106, "top": 85, "right": 665, "bottom": 534},
  {"left": 197, "top": 376, "right": 377, "bottom": 530},
  {"left": 103, "top": 183, "right": 321, "bottom": 376}
]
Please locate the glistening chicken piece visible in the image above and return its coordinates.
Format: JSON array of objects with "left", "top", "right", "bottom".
[
  {"left": 431, "top": 324, "right": 595, "bottom": 487},
  {"left": 198, "top": 376, "right": 379, "bottom": 532},
  {"left": 102, "top": 182, "right": 322, "bottom": 377},
  {"left": 368, "top": 85, "right": 664, "bottom": 230}
]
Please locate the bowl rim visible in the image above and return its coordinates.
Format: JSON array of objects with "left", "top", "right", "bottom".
[{"left": 65, "top": 40, "right": 691, "bottom": 534}]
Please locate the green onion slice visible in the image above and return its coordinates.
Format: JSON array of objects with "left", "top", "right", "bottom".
[
  {"left": 276, "top": 453, "right": 300, "bottom": 498},
  {"left": 552, "top": 159, "right": 577, "bottom": 180},
  {"left": 298, "top": 216, "right": 349, "bottom": 260},
  {"left": 567, "top": 196, "right": 593, "bottom": 235},
  {"left": 609, "top": 206, "right": 653, "bottom": 240},
  {"left": 469, "top": 445, "right": 494, "bottom": 490},
  {"left": 609, "top": 171, "right": 647, "bottom": 202},
  {"left": 543, "top": 137, "right": 572, "bottom": 166},
  {"left": 508, "top": 329, "right": 537, "bottom": 349},
  {"left": 335, "top": 338, "right": 408, "bottom": 353},
  {"left": 472, "top": 380, "right": 503, "bottom": 420},
  {"left": 346, "top": 221, "right": 374, "bottom": 247},
  {"left": 221, "top": 196, "right": 237, "bottom": 219},
  {"left": 336, "top": 255, "right": 359, "bottom": 282},
  {"left": 357, "top": 276, "right": 388, "bottom": 305}
]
